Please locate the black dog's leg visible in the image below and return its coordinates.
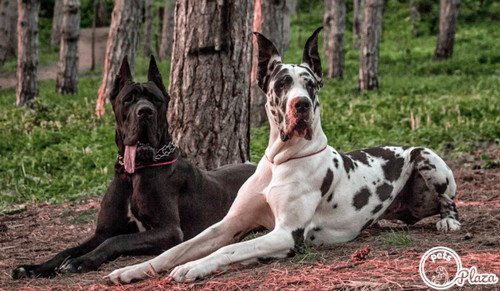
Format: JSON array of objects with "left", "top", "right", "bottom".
[
  {"left": 12, "top": 176, "right": 133, "bottom": 279},
  {"left": 59, "top": 227, "right": 183, "bottom": 273},
  {"left": 12, "top": 235, "right": 106, "bottom": 279}
]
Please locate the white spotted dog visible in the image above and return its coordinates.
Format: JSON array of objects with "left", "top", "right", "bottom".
[{"left": 107, "top": 27, "right": 460, "bottom": 284}]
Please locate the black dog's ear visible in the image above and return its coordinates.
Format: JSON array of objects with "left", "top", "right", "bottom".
[
  {"left": 301, "top": 27, "right": 323, "bottom": 80},
  {"left": 147, "top": 55, "right": 169, "bottom": 102},
  {"left": 253, "top": 32, "right": 282, "bottom": 92},
  {"left": 110, "top": 56, "right": 133, "bottom": 103}
]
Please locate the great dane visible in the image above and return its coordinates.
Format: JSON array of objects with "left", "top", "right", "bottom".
[
  {"left": 107, "top": 28, "right": 460, "bottom": 284},
  {"left": 12, "top": 56, "right": 255, "bottom": 279}
]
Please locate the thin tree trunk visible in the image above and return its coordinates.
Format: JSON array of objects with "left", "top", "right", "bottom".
[
  {"left": 410, "top": 0, "right": 420, "bottom": 37},
  {"left": 168, "top": 0, "right": 253, "bottom": 169},
  {"left": 358, "top": 0, "right": 383, "bottom": 91},
  {"left": 324, "top": 0, "right": 345, "bottom": 79},
  {"left": 95, "top": 0, "right": 142, "bottom": 117},
  {"left": 51, "top": 0, "right": 64, "bottom": 47},
  {"left": 158, "top": 0, "right": 174, "bottom": 61},
  {"left": 91, "top": 0, "right": 96, "bottom": 71},
  {"left": 433, "top": 0, "right": 460, "bottom": 60},
  {"left": 56, "top": 0, "right": 80, "bottom": 94},
  {"left": 143, "top": 0, "right": 152, "bottom": 57},
  {"left": 353, "top": 0, "right": 364, "bottom": 49},
  {"left": 16, "top": 0, "right": 39, "bottom": 106},
  {"left": 0, "top": 0, "right": 18, "bottom": 66},
  {"left": 250, "top": 0, "right": 291, "bottom": 127}
]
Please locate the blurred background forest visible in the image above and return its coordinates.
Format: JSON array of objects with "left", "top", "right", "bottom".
[{"left": 0, "top": 0, "right": 499, "bottom": 211}]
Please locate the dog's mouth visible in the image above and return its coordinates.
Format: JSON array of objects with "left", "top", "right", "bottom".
[
  {"left": 123, "top": 141, "right": 155, "bottom": 174},
  {"left": 281, "top": 112, "right": 313, "bottom": 141}
]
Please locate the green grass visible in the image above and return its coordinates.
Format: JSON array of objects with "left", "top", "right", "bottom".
[
  {"left": 1, "top": 1, "right": 499, "bottom": 210},
  {"left": 378, "top": 228, "right": 413, "bottom": 247}
]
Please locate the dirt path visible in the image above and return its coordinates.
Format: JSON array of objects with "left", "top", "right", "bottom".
[
  {"left": 0, "top": 27, "right": 108, "bottom": 89},
  {"left": 0, "top": 147, "right": 499, "bottom": 290}
]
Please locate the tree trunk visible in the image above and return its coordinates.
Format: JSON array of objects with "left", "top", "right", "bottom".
[
  {"left": 433, "top": 0, "right": 460, "bottom": 60},
  {"left": 51, "top": 0, "right": 64, "bottom": 47},
  {"left": 16, "top": 0, "right": 39, "bottom": 106},
  {"left": 358, "top": 0, "right": 383, "bottom": 91},
  {"left": 95, "top": 0, "right": 142, "bottom": 117},
  {"left": 0, "top": 0, "right": 18, "bottom": 67},
  {"left": 56, "top": 0, "right": 80, "bottom": 94},
  {"left": 143, "top": 0, "right": 152, "bottom": 57},
  {"left": 324, "top": 0, "right": 345, "bottom": 79},
  {"left": 158, "top": 0, "right": 174, "bottom": 61},
  {"left": 410, "top": 0, "right": 420, "bottom": 37},
  {"left": 250, "top": 0, "right": 292, "bottom": 128},
  {"left": 168, "top": 0, "right": 253, "bottom": 170},
  {"left": 352, "top": 0, "right": 364, "bottom": 48}
]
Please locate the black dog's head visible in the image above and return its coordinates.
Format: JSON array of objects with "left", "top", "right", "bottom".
[
  {"left": 110, "top": 56, "right": 171, "bottom": 173},
  {"left": 254, "top": 27, "right": 323, "bottom": 142}
]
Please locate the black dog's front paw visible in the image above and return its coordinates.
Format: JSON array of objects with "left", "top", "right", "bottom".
[
  {"left": 12, "top": 264, "right": 50, "bottom": 279},
  {"left": 58, "top": 257, "right": 99, "bottom": 274}
]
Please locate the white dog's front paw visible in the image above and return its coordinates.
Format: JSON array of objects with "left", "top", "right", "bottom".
[
  {"left": 436, "top": 218, "right": 461, "bottom": 232},
  {"left": 106, "top": 262, "right": 153, "bottom": 285},
  {"left": 170, "top": 260, "right": 215, "bottom": 282}
]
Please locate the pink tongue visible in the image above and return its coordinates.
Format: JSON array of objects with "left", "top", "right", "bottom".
[{"left": 124, "top": 145, "right": 137, "bottom": 174}]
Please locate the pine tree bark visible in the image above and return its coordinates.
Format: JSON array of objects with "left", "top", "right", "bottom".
[
  {"left": 358, "top": 0, "right": 383, "bottom": 91},
  {"left": 250, "top": 0, "right": 292, "bottom": 127},
  {"left": 158, "top": 0, "right": 174, "bottom": 61},
  {"left": 56, "top": 0, "right": 80, "bottom": 94},
  {"left": 0, "top": 0, "right": 18, "bottom": 67},
  {"left": 324, "top": 0, "right": 345, "bottom": 79},
  {"left": 353, "top": 0, "right": 364, "bottom": 49},
  {"left": 16, "top": 0, "right": 39, "bottom": 106},
  {"left": 51, "top": 0, "right": 64, "bottom": 47},
  {"left": 95, "top": 0, "right": 142, "bottom": 117},
  {"left": 433, "top": 0, "right": 460, "bottom": 60},
  {"left": 143, "top": 0, "right": 152, "bottom": 57},
  {"left": 168, "top": 0, "right": 253, "bottom": 170}
]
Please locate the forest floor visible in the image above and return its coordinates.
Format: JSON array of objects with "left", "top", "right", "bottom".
[
  {"left": 0, "top": 27, "right": 108, "bottom": 90},
  {"left": 1, "top": 145, "right": 498, "bottom": 290}
]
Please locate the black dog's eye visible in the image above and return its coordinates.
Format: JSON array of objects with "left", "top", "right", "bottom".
[{"left": 123, "top": 95, "right": 134, "bottom": 105}]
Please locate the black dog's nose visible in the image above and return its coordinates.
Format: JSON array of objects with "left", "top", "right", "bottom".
[
  {"left": 294, "top": 97, "right": 311, "bottom": 112},
  {"left": 137, "top": 107, "right": 153, "bottom": 118}
]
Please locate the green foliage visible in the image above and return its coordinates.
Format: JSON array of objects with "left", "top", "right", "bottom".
[
  {"left": 0, "top": 2, "right": 499, "bottom": 210},
  {"left": 378, "top": 228, "right": 413, "bottom": 247}
]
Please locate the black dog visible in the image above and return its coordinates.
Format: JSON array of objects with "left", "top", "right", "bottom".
[{"left": 12, "top": 56, "right": 255, "bottom": 279}]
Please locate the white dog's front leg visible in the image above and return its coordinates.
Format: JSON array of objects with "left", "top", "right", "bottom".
[
  {"left": 170, "top": 184, "right": 322, "bottom": 282},
  {"left": 170, "top": 227, "right": 295, "bottom": 282}
]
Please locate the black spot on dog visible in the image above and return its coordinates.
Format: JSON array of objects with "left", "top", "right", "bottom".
[
  {"left": 333, "top": 158, "right": 339, "bottom": 168},
  {"left": 310, "top": 235, "right": 315, "bottom": 241},
  {"left": 347, "top": 150, "right": 371, "bottom": 166},
  {"left": 363, "top": 147, "right": 395, "bottom": 160},
  {"left": 340, "top": 154, "right": 356, "bottom": 174},
  {"left": 327, "top": 193, "right": 333, "bottom": 202},
  {"left": 320, "top": 169, "right": 334, "bottom": 196},
  {"left": 446, "top": 178, "right": 449, "bottom": 185},
  {"left": 353, "top": 187, "right": 371, "bottom": 210},
  {"left": 313, "top": 227, "right": 321, "bottom": 231},
  {"left": 333, "top": 203, "right": 338, "bottom": 209},
  {"left": 434, "top": 182, "right": 447, "bottom": 194},
  {"left": 291, "top": 228, "right": 305, "bottom": 254},
  {"left": 372, "top": 204, "right": 383, "bottom": 214},
  {"left": 362, "top": 219, "right": 374, "bottom": 230},
  {"left": 410, "top": 148, "right": 425, "bottom": 163},
  {"left": 383, "top": 157, "right": 405, "bottom": 182},
  {"left": 376, "top": 183, "right": 393, "bottom": 201},
  {"left": 372, "top": 181, "right": 376, "bottom": 185}
]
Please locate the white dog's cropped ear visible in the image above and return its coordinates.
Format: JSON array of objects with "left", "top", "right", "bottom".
[
  {"left": 302, "top": 27, "right": 323, "bottom": 79},
  {"left": 254, "top": 32, "right": 282, "bottom": 92},
  {"left": 147, "top": 55, "right": 169, "bottom": 102},
  {"left": 110, "top": 56, "right": 133, "bottom": 102}
]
